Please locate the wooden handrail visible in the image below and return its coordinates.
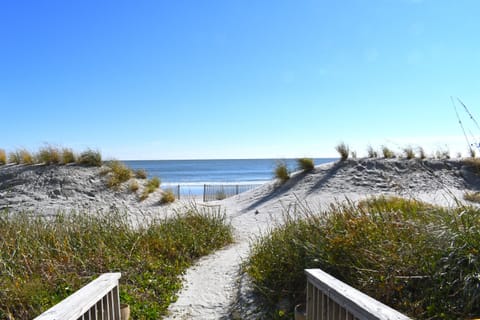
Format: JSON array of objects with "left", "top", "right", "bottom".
[
  {"left": 34, "top": 273, "right": 121, "bottom": 320},
  {"left": 305, "top": 269, "right": 411, "bottom": 320}
]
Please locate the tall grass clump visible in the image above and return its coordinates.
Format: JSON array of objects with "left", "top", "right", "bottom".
[
  {"left": 246, "top": 196, "right": 480, "bottom": 319},
  {"left": 402, "top": 146, "right": 415, "bottom": 159},
  {"left": 274, "top": 162, "right": 290, "bottom": 184},
  {"left": 367, "top": 145, "right": 378, "bottom": 158},
  {"left": 381, "top": 145, "right": 396, "bottom": 158},
  {"left": 62, "top": 148, "right": 76, "bottom": 164},
  {"left": 297, "top": 158, "right": 314, "bottom": 172},
  {"left": 104, "top": 160, "right": 133, "bottom": 190},
  {"left": 77, "top": 149, "right": 102, "bottom": 167},
  {"left": 140, "top": 176, "right": 161, "bottom": 200},
  {"left": 9, "top": 149, "right": 35, "bottom": 164},
  {"left": 417, "top": 146, "right": 426, "bottom": 159},
  {"left": 0, "top": 149, "right": 6, "bottom": 165},
  {"left": 37, "top": 146, "right": 61, "bottom": 165},
  {"left": 0, "top": 207, "right": 233, "bottom": 319},
  {"left": 135, "top": 169, "right": 148, "bottom": 179},
  {"left": 463, "top": 157, "right": 480, "bottom": 175},
  {"left": 335, "top": 142, "right": 349, "bottom": 161},
  {"left": 160, "top": 190, "right": 176, "bottom": 204}
]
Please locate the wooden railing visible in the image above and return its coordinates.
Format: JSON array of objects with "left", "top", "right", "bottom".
[
  {"left": 34, "top": 273, "right": 122, "bottom": 320},
  {"left": 305, "top": 269, "right": 411, "bottom": 320}
]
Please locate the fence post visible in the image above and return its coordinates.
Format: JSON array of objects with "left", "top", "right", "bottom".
[
  {"left": 203, "top": 184, "right": 206, "bottom": 202},
  {"left": 177, "top": 184, "right": 180, "bottom": 200},
  {"left": 236, "top": 185, "right": 239, "bottom": 195}
]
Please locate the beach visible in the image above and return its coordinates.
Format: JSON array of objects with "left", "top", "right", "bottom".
[{"left": 1, "top": 158, "right": 479, "bottom": 319}]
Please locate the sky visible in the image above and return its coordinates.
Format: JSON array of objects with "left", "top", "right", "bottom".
[{"left": 1, "top": 0, "right": 480, "bottom": 160}]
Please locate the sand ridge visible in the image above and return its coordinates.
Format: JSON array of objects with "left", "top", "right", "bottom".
[{"left": 1, "top": 158, "right": 479, "bottom": 319}]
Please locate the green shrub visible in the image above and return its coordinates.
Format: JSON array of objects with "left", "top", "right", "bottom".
[
  {"left": 8, "top": 151, "right": 20, "bottom": 164},
  {"left": 274, "top": 162, "right": 290, "bottom": 183},
  {"left": 367, "top": 145, "right": 378, "bottom": 158},
  {"left": 0, "top": 207, "right": 233, "bottom": 319},
  {"left": 160, "top": 190, "right": 176, "bottom": 204},
  {"left": 402, "top": 146, "right": 415, "bottom": 159},
  {"left": 37, "top": 146, "right": 61, "bottom": 165},
  {"left": 297, "top": 158, "right": 314, "bottom": 172},
  {"left": 62, "top": 148, "right": 76, "bottom": 164},
  {"left": 246, "top": 196, "right": 480, "bottom": 319},
  {"left": 0, "top": 149, "right": 6, "bottom": 165},
  {"left": 335, "top": 142, "right": 349, "bottom": 161},
  {"left": 381, "top": 146, "right": 395, "bottom": 158},
  {"left": 77, "top": 149, "right": 102, "bottom": 167}
]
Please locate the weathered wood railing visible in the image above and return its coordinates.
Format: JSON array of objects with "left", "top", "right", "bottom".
[
  {"left": 34, "top": 273, "right": 122, "bottom": 320},
  {"left": 305, "top": 269, "right": 411, "bottom": 320}
]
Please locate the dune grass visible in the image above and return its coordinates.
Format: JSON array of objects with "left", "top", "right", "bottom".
[
  {"left": 335, "top": 142, "right": 349, "bottom": 161},
  {"left": 0, "top": 149, "right": 5, "bottom": 165},
  {"left": 464, "top": 191, "right": 480, "bottom": 203},
  {"left": 37, "top": 146, "right": 61, "bottom": 165},
  {"left": 129, "top": 180, "right": 139, "bottom": 193},
  {"left": 160, "top": 190, "right": 176, "bottom": 204},
  {"left": 246, "top": 196, "right": 480, "bottom": 319},
  {"left": 77, "top": 149, "right": 102, "bottom": 167},
  {"left": 366, "top": 145, "right": 378, "bottom": 158},
  {"left": 0, "top": 207, "right": 233, "bottom": 319},
  {"left": 274, "top": 161, "right": 290, "bottom": 184},
  {"left": 402, "top": 146, "right": 415, "bottom": 159},
  {"left": 140, "top": 177, "right": 161, "bottom": 200},
  {"left": 381, "top": 145, "right": 396, "bottom": 158},
  {"left": 135, "top": 169, "right": 148, "bottom": 179},
  {"left": 104, "top": 160, "right": 133, "bottom": 190},
  {"left": 62, "top": 148, "right": 76, "bottom": 164},
  {"left": 297, "top": 158, "right": 314, "bottom": 172}
]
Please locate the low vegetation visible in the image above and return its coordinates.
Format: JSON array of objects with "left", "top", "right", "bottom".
[
  {"left": 402, "top": 146, "right": 415, "bottom": 159},
  {"left": 417, "top": 146, "right": 426, "bottom": 159},
  {"left": 140, "top": 177, "right": 161, "bottom": 200},
  {"left": 366, "top": 145, "right": 378, "bottom": 158},
  {"left": 37, "top": 146, "right": 61, "bottom": 165},
  {"left": 129, "top": 180, "right": 139, "bottom": 193},
  {"left": 335, "top": 142, "right": 349, "bottom": 161},
  {"left": 77, "top": 149, "right": 102, "bottom": 167},
  {"left": 297, "top": 158, "right": 314, "bottom": 172},
  {"left": 105, "top": 160, "right": 133, "bottom": 190},
  {"left": 160, "top": 190, "right": 176, "bottom": 204},
  {"left": 464, "top": 191, "right": 480, "bottom": 203},
  {"left": 381, "top": 145, "right": 395, "bottom": 158},
  {"left": 0, "top": 149, "right": 5, "bottom": 165},
  {"left": 274, "top": 162, "right": 290, "bottom": 184},
  {"left": 246, "top": 196, "right": 480, "bottom": 319},
  {"left": 135, "top": 169, "right": 148, "bottom": 179},
  {"left": 0, "top": 207, "right": 233, "bottom": 319},
  {"left": 62, "top": 148, "right": 76, "bottom": 164}
]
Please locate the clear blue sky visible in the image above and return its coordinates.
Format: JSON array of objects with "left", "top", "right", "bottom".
[{"left": 2, "top": 0, "right": 480, "bottom": 160}]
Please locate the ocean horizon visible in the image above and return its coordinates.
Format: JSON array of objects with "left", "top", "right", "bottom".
[{"left": 124, "top": 158, "right": 337, "bottom": 196}]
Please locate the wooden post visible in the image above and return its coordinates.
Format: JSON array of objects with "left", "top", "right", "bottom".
[{"left": 203, "top": 184, "right": 206, "bottom": 202}]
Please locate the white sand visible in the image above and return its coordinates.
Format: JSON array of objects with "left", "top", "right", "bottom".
[{"left": 1, "top": 159, "right": 478, "bottom": 319}]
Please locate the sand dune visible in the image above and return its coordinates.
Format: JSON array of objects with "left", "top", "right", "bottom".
[{"left": 1, "top": 158, "right": 479, "bottom": 319}]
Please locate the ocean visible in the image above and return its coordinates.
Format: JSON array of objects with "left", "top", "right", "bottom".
[{"left": 124, "top": 158, "right": 336, "bottom": 196}]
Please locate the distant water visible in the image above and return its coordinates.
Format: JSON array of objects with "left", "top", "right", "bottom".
[{"left": 124, "top": 158, "right": 336, "bottom": 196}]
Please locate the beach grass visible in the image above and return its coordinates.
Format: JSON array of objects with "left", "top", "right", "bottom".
[
  {"left": 140, "top": 177, "right": 161, "bottom": 200},
  {"left": 381, "top": 145, "right": 396, "bottom": 158},
  {"left": 37, "top": 146, "right": 61, "bottom": 165},
  {"left": 245, "top": 196, "right": 480, "bottom": 319},
  {"left": 297, "top": 158, "right": 314, "bottom": 172},
  {"left": 61, "top": 148, "right": 76, "bottom": 164},
  {"left": 160, "top": 189, "right": 176, "bottom": 204},
  {"left": 274, "top": 161, "right": 290, "bottom": 184},
  {"left": 464, "top": 191, "right": 480, "bottom": 203},
  {"left": 402, "top": 146, "right": 415, "bottom": 159},
  {"left": 417, "top": 146, "right": 426, "bottom": 159},
  {"left": 366, "top": 145, "right": 378, "bottom": 158},
  {"left": 77, "top": 149, "right": 102, "bottom": 167},
  {"left": 129, "top": 180, "right": 139, "bottom": 193},
  {"left": 135, "top": 169, "right": 148, "bottom": 179},
  {"left": 0, "top": 207, "right": 233, "bottom": 319},
  {"left": 0, "top": 149, "right": 5, "bottom": 165},
  {"left": 335, "top": 142, "right": 349, "bottom": 161},
  {"left": 105, "top": 160, "right": 133, "bottom": 190}
]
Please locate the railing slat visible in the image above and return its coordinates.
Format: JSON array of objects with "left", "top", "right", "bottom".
[
  {"left": 305, "top": 269, "right": 410, "bottom": 320},
  {"left": 34, "top": 273, "right": 121, "bottom": 320}
]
